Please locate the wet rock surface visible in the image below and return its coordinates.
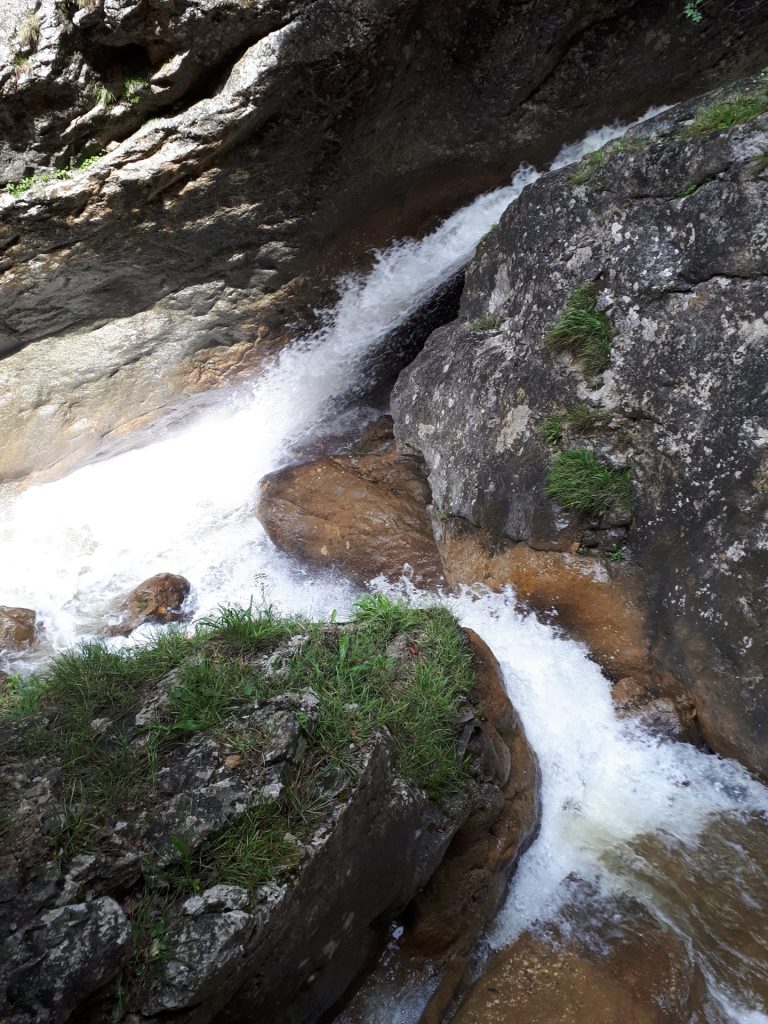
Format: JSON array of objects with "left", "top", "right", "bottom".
[
  {"left": 0, "top": 606, "right": 38, "bottom": 653},
  {"left": 112, "top": 572, "right": 192, "bottom": 635},
  {"left": 258, "top": 417, "right": 444, "bottom": 586},
  {"left": 393, "top": 83, "right": 768, "bottom": 776},
  {"left": 0, "top": 624, "right": 538, "bottom": 1024},
  {"left": 453, "top": 889, "right": 703, "bottom": 1024},
  {"left": 2, "top": 2, "right": 768, "bottom": 482}
]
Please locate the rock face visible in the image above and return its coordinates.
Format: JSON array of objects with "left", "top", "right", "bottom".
[
  {"left": 0, "top": 622, "right": 539, "bottom": 1024},
  {"left": 0, "top": 606, "right": 37, "bottom": 653},
  {"left": 258, "top": 417, "right": 443, "bottom": 585},
  {"left": 2, "top": 2, "right": 768, "bottom": 482},
  {"left": 392, "top": 82, "right": 768, "bottom": 776}
]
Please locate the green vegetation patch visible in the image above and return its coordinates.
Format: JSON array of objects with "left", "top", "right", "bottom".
[
  {"left": 469, "top": 313, "right": 502, "bottom": 333},
  {"left": 567, "top": 137, "right": 649, "bottom": 187},
  {"left": 545, "top": 285, "right": 613, "bottom": 376},
  {"left": 1, "top": 596, "right": 474, "bottom": 863},
  {"left": 540, "top": 403, "right": 609, "bottom": 448},
  {"left": 684, "top": 90, "right": 768, "bottom": 138},
  {"left": 6, "top": 153, "right": 103, "bottom": 197},
  {"left": 547, "top": 447, "right": 632, "bottom": 518}
]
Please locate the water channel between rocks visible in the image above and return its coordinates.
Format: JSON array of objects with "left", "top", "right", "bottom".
[{"left": 1, "top": 113, "right": 767, "bottom": 1024}]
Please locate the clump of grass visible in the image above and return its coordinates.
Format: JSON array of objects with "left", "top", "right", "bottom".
[
  {"left": 15, "top": 10, "right": 41, "bottom": 53},
  {"left": 684, "top": 90, "right": 768, "bottom": 138},
  {"left": 547, "top": 447, "right": 632, "bottom": 518},
  {"left": 568, "top": 149, "right": 606, "bottom": 186},
  {"left": 540, "top": 413, "right": 565, "bottom": 447},
  {"left": 77, "top": 152, "right": 103, "bottom": 170},
  {"left": 540, "top": 403, "right": 608, "bottom": 448},
  {"left": 89, "top": 82, "right": 116, "bottom": 108},
  {"left": 545, "top": 284, "right": 613, "bottom": 375},
  {"left": 748, "top": 153, "right": 768, "bottom": 174},
  {"left": 2, "top": 596, "right": 474, "bottom": 862},
  {"left": 469, "top": 313, "right": 502, "bottom": 333}
]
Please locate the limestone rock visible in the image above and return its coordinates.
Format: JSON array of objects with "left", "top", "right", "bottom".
[
  {"left": 258, "top": 417, "right": 444, "bottom": 585},
  {"left": 0, "top": 606, "right": 37, "bottom": 652},
  {"left": 0, "top": 625, "right": 538, "bottom": 1024},
  {"left": 3, "top": 4, "right": 768, "bottom": 482},
  {"left": 393, "top": 82, "right": 768, "bottom": 776}
]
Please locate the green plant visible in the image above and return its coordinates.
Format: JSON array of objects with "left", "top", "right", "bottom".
[
  {"left": 15, "top": 10, "right": 41, "bottom": 53},
  {"left": 469, "top": 313, "right": 502, "bottom": 333},
  {"left": 747, "top": 153, "right": 768, "bottom": 174},
  {"left": 684, "top": 0, "right": 703, "bottom": 21},
  {"left": 5, "top": 167, "right": 70, "bottom": 197},
  {"left": 567, "top": 402, "right": 606, "bottom": 434},
  {"left": 77, "top": 152, "right": 103, "bottom": 170},
  {"left": 547, "top": 447, "right": 632, "bottom": 517},
  {"left": 609, "top": 546, "right": 627, "bottom": 562},
  {"left": 568, "top": 149, "right": 606, "bottom": 186},
  {"left": 89, "top": 82, "right": 116, "bottom": 107},
  {"left": 123, "top": 74, "right": 150, "bottom": 105},
  {"left": 545, "top": 285, "right": 613, "bottom": 376},
  {"left": 684, "top": 91, "right": 768, "bottom": 138}
]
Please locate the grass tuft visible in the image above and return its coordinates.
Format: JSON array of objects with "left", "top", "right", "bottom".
[
  {"left": 684, "top": 90, "right": 768, "bottom": 138},
  {"left": 15, "top": 10, "right": 41, "bottom": 53},
  {"left": 545, "top": 285, "right": 613, "bottom": 376},
  {"left": 547, "top": 448, "right": 632, "bottom": 518}
]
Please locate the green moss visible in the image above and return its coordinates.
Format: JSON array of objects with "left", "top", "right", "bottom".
[
  {"left": 684, "top": 90, "right": 768, "bottom": 138},
  {"left": 545, "top": 285, "right": 613, "bottom": 376},
  {"left": 547, "top": 447, "right": 632, "bottom": 517}
]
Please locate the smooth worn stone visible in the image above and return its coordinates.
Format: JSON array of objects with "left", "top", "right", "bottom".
[{"left": 0, "top": 606, "right": 38, "bottom": 652}]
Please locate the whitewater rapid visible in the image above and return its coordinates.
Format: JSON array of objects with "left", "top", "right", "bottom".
[{"left": 1, "top": 109, "right": 767, "bottom": 1022}]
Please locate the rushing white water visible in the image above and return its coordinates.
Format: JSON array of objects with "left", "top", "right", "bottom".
[{"left": 2, "top": 107, "right": 767, "bottom": 1022}]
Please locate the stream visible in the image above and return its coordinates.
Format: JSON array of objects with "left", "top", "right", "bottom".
[{"left": 1, "top": 113, "right": 767, "bottom": 1023}]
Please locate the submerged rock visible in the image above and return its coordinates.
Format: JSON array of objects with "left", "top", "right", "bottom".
[
  {"left": 0, "top": 606, "right": 37, "bottom": 653},
  {"left": 393, "top": 81, "right": 768, "bottom": 776},
  {"left": 258, "top": 417, "right": 444, "bottom": 586},
  {"left": 453, "top": 889, "right": 702, "bottom": 1024},
  {"left": 112, "top": 572, "right": 192, "bottom": 635}
]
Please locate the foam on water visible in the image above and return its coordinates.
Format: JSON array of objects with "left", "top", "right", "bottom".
[{"left": 2, "top": 106, "right": 767, "bottom": 1021}]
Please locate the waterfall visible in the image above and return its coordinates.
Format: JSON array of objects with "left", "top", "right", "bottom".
[{"left": 2, "top": 106, "right": 766, "bottom": 1023}]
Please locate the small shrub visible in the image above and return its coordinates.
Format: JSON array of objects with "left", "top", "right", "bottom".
[
  {"left": 684, "top": 91, "right": 768, "bottom": 138},
  {"left": 545, "top": 284, "right": 613, "bottom": 375},
  {"left": 547, "top": 447, "right": 632, "bottom": 517},
  {"left": 469, "top": 313, "right": 502, "bottom": 332},
  {"left": 684, "top": 0, "right": 703, "bottom": 21},
  {"left": 77, "top": 152, "right": 102, "bottom": 170}
]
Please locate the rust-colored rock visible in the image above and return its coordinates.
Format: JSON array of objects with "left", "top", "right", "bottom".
[
  {"left": 436, "top": 520, "right": 650, "bottom": 682},
  {"left": 453, "top": 893, "right": 702, "bottom": 1024},
  {"left": 257, "top": 418, "right": 443, "bottom": 586},
  {"left": 612, "top": 677, "right": 700, "bottom": 744},
  {"left": 0, "top": 606, "right": 38, "bottom": 653},
  {"left": 404, "top": 629, "right": 540, "bottom": 960},
  {"left": 113, "top": 574, "right": 192, "bottom": 636}
]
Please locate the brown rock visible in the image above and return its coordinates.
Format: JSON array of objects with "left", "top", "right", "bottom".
[
  {"left": 257, "top": 421, "right": 443, "bottom": 586},
  {"left": 453, "top": 893, "right": 702, "bottom": 1024},
  {"left": 113, "top": 574, "right": 192, "bottom": 636},
  {"left": 437, "top": 521, "right": 650, "bottom": 682},
  {"left": 612, "top": 677, "right": 700, "bottom": 744},
  {"left": 403, "top": 630, "right": 540, "bottom": 964},
  {"left": 0, "top": 606, "right": 37, "bottom": 652}
]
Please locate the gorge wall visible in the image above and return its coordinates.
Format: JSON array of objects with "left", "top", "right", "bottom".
[
  {"left": 392, "top": 81, "right": 768, "bottom": 777},
  {"left": 1, "top": 0, "right": 768, "bottom": 482}
]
